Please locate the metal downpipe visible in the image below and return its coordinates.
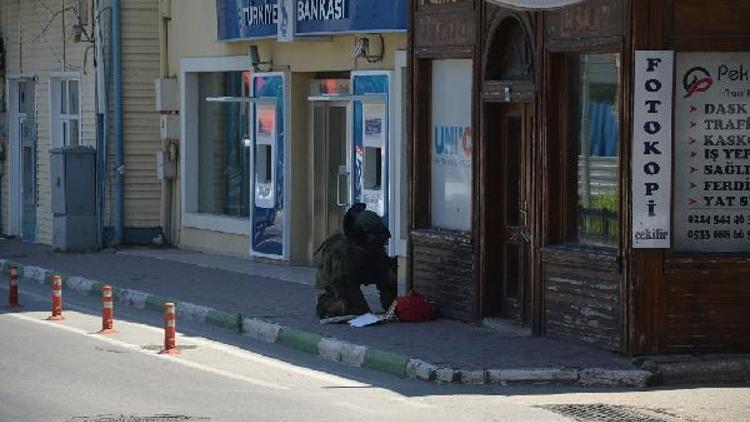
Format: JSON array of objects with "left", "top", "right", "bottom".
[{"left": 112, "top": 0, "right": 123, "bottom": 244}]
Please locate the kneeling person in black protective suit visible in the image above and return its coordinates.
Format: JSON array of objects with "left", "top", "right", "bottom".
[{"left": 315, "top": 203, "right": 397, "bottom": 319}]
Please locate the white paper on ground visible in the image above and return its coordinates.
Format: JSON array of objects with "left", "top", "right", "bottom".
[
  {"left": 348, "top": 313, "right": 381, "bottom": 328},
  {"left": 319, "top": 315, "right": 359, "bottom": 325}
]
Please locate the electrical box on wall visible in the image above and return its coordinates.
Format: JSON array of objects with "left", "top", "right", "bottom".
[
  {"left": 155, "top": 78, "right": 179, "bottom": 111},
  {"left": 160, "top": 114, "right": 179, "bottom": 140},
  {"left": 51, "top": 146, "right": 97, "bottom": 252},
  {"left": 156, "top": 150, "right": 176, "bottom": 180}
]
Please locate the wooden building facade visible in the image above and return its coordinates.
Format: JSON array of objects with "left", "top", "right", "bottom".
[{"left": 409, "top": 0, "right": 750, "bottom": 355}]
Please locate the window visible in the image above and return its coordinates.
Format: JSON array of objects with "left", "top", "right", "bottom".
[
  {"left": 54, "top": 79, "right": 80, "bottom": 147},
  {"left": 565, "top": 53, "right": 621, "bottom": 247},
  {"left": 256, "top": 144, "right": 272, "bottom": 184},
  {"left": 430, "top": 59, "right": 473, "bottom": 231},
  {"left": 364, "top": 147, "right": 382, "bottom": 190},
  {"left": 197, "top": 71, "right": 251, "bottom": 217}
]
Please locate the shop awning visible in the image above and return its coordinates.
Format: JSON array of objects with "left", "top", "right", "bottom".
[{"left": 484, "top": 0, "right": 582, "bottom": 9}]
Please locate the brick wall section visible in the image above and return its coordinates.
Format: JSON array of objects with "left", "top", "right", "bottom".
[
  {"left": 542, "top": 247, "right": 623, "bottom": 352},
  {"left": 411, "top": 230, "right": 476, "bottom": 322}
]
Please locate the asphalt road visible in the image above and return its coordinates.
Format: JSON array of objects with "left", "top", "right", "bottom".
[{"left": 1, "top": 280, "right": 749, "bottom": 422}]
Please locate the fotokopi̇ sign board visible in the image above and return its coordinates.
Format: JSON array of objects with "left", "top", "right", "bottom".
[
  {"left": 632, "top": 51, "right": 673, "bottom": 248},
  {"left": 674, "top": 53, "right": 750, "bottom": 253}
]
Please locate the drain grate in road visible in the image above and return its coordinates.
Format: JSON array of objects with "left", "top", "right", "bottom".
[
  {"left": 63, "top": 415, "right": 210, "bottom": 422},
  {"left": 537, "top": 404, "right": 685, "bottom": 422}
]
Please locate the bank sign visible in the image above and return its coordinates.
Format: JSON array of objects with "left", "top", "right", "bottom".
[{"left": 216, "top": 0, "right": 407, "bottom": 41}]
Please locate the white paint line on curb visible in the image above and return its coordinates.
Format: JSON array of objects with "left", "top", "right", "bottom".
[
  {"left": 435, "top": 368, "right": 457, "bottom": 383},
  {"left": 177, "top": 301, "right": 212, "bottom": 323},
  {"left": 241, "top": 318, "right": 282, "bottom": 343},
  {"left": 488, "top": 368, "right": 580, "bottom": 383},
  {"left": 407, "top": 359, "right": 437, "bottom": 381},
  {"left": 66, "top": 276, "right": 97, "bottom": 294},
  {"left": 458, "top": 369, "right": 487, "bottom": 385},
  {"left": 116, "top": 289, "right": 148, "bottom": 309},
  {"left": 23, "top": 266, "right": 48, "bottom": 285},
  {"left": 578, "top": 368, "right": 652, "bottom": 387},
  {"left": 339, "top": 341, "right": 367, "bottom": 367},
  {"left": 318, "top": 338, "right": 367, "bottom": 367}
]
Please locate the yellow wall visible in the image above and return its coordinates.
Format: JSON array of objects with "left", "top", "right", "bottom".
[
  {"left": 168, "top": 0, "right": 406, "bottom": 260},
  {"left": 0, "top": 0, "right": 161, "bottom": 243},
  {"left": 0, "top": 0, "right": 96, "bottom": 244},
  {"left": 167, "top": 0, "right": 406, "bottom": 77},
  {"left": 179, "top": 226, "right": 250, "bottom": 258},
  {"left": 121, "top": 0, "right": 162, "bottom": 229}
]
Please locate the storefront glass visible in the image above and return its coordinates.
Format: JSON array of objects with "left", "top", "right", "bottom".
[
  {"left": 566, "top": 53, "right": 621, "bottom": 247},
  {"left": 430, "top": 59, "right": 473, "bottom": 231},
  {"left": 197, "top": 71, "right": 251, "bottom": 218}
]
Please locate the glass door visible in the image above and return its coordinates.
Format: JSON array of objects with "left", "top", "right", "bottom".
[{"left": 312, "top": 101, "right": 351, "bottom": 251}]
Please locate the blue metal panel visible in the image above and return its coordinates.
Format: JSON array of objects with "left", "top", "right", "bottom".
[
  {"left": 251, "top": 74, "right": 285, "bottom": 257},
  {"left": 352, "top": 74, "right": 389, "bottom": 225},
  {"left": 216, "top": 0, "right": 406, "bottom": 41},
  {"left": 296, "top": 0, "right": 407, "bottom": 35},
  {"left": 217, "top": 0, "right": 279, "bottom": 41}
]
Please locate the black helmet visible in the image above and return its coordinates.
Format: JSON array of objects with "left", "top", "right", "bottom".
[
  {"left": 354, "top": 210, "right": 390, "bottom": 237},
  {"left": 343, "top": 203, "right": 367, "bottom": 238}
]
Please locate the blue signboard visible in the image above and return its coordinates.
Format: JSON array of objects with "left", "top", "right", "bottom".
[
  {"left": 251, "top": 74, "right": 286, "bottom": 258},
  {"left": 352, "top": 73, "right": 390, "bottom": 224},
  {"left": 295, "top": 0, "right": 406, "bottom": 35},
  {"left": 217, "top": 0, "right": 406, "bottom": 41},
  {"left": 217, "top": 0, "right": 278, "bottom": 41}
]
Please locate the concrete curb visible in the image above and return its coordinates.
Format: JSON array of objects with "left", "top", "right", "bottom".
[
  {"left": 636, "top": 355, "right": 750, "bottom": 385},
  {"left": 0, "top": 259, "right": 657, "bottom": 387}
]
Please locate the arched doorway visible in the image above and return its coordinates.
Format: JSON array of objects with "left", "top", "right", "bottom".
[{"left": 480, "top": 13, "right": 535, "bottom": 324}]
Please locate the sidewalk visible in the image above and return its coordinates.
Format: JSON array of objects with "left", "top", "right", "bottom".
[{"left": 0, "top": 238, "right": 653, "bottom": 387}]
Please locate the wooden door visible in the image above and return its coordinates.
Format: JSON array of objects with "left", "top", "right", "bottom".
[{"left": 483, "top": 102, "right": 530, "bottom": 322}]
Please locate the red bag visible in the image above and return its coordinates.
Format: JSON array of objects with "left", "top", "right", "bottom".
[{"left": 395, "top": 291, "right": 438, "bottom": 322}]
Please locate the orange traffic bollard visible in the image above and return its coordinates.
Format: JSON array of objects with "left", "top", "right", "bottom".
[
  {"left": 6, "top": 265, "right": 20, "bottom": 308},
  {"left": 46, "top": 275, "right": 64, "bottom": 321},
  {"left": 97, "top": 285, "right": 117, "bottom": 335},
  {"left": 159, "top": 302, "right": 179, "bottom": 355}
]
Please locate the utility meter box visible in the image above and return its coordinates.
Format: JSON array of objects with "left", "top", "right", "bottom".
[
  {"left": 155, "top": 78, "right": 179, "bottom": 111},
  {"left": 160, "top": 114, "right": 180, "bottom": 140},
  {"left": 51, "top": 146, "right": 97, "bottom": 252},
  {"left": 156, "top": 150, "right": 176, "bottom": 180}
]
